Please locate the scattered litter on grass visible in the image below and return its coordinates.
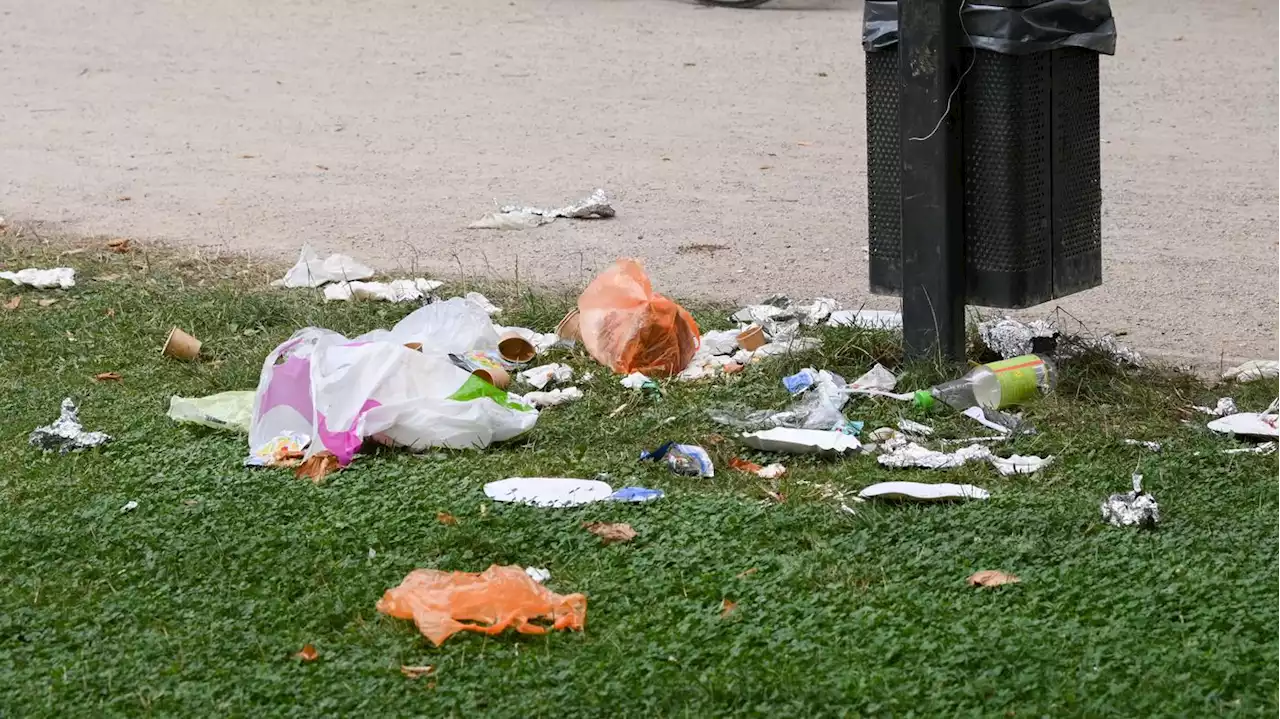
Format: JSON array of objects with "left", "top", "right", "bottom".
[
  {"left": 168, "top": 391, "right": 254, "bottom": 433},
  {"left": 1101, "top": 474, "right": 1160, "bottom": 528},
  {"left": 989, "top": 454, "right": 1054, "bottom": 476},
  {"left": 641, "top": 442, "right": 714, "bottom": 477},
  {"left": 295, "top": 644, "right": 319, "bottom": 662},
  {"left": 1222, "top": 360, "right": 1279, "bottom": 383},
  {"left": 521, "top": 387, "right": 583, "bottom": 408},
  {"left": 826, "top": 309, "right": 902, "bottom": 330},
  {"left": 400, "top": 665, "right": 434, "bottom": 679},
  {"left": 1222, "top": 442, "right": 1277, "bottom": 455},
  {"left": 579, "top": 259, "right": 698, "bottom": 376},
  {"left": 967, "top": 570, "right": 1020, "bottom": 588},
  {"left": 783, "top": 368, "right": 819, "bottom": 394},
  {"left": 878, "top": 442, "right": 991, "bottom": 470},
  {"left": 1123, "top": 439, "right": 1162, "bottom": 452},
  {"left": 487, "top": 477, "right": 663, "bottom": 507},
  {"left": 915, "top": 355, "right": 1057, "bottom": 412},
  {"left": 161, "top": 327, "right": 202, "bottom": 360},
  {"left": 582, "top": 521, "right": 637, "bottom": 545},
  {"left": 464, "top": 292, "right": 502, "bottom": 316},
  {"left": 495, "top": 325, "right": 560, "bottom": 355},
  {"left": 978, "top": 317, "right": 1058, "bottom": 358},
  {"left": 274, "top": 245, "right": 374, "bottom": 288},
  {"left": 961, "top": 406, "right": 1030, "bottom": 435},
  {"left": 0, "top": 267, "right": 75, "bottom": 289},
  {"left": 858, "top": 481, "right": 990, "bottom": 502},
  {"left": 710, "top": 369, "right": 856, "bottom": 433},
  {"left": 740, "top": 427, "right": 862, "bottom": 456},
  {"left": 736, "top": 325, "right": 766, "bottom": 351},
  {"left": 377, "top": 565, "right": 587, "bottom": 646},
  {"left": 323, "top": 278, "right": 442, "bottom": 303},
  {"left": 728, "top": 458, "right": 787, "bottom": 479},
  {"left": 244, "top": 431, "right": 309, "bottom": 467},
  {"left": 120, "top": 500, "right": 139, "bottom": 513},
  {"left": 250, "top": 299, "right": 537, "bottom": 467},
  {"left": 524, "top": 567, "right": 551, "bottom": 584},
  {"left": 897, "top": 419, "right": 934, "bottom": 436},
  {"left": 1207, "top": 407, "right": 1280, "bottom": 438},
  {"left": 29, "top": 398, "right": 112, "bottom": 453},
  {"left": 847, "top": 363, "right": 899, "bottom": 394},
  {"left": 1193, "top": 397, "right": 1238, "bottom": 417},
  {"left": 468, "top": 188, "right": 614, "bottom": 230},
  {"left": 621, "top": 372, "right": 656, "bottom": 390},
  {"left": 295, "top": 452, "right": 339, "bottom": 483},
  {"left": 518, "top": 363, "right": 573, "bottom": 389}
]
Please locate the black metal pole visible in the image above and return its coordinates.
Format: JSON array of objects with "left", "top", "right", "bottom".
[{"left": 898, "top": 0, "right": 966, "bottom": 362}]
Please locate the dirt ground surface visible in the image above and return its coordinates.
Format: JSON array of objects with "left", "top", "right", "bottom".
[{"left": 3, "top": 0, "right": 1276, "bottom": 367}]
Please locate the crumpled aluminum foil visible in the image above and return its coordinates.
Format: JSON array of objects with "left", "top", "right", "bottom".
[
  {"left": 468, "top": 188, "right": 615, "bottom": 230},
  {"left": 978, "top": 317, "right": 1058, "bottom": 358},
  {"left": 1100, "top": 473, "right": 1160, "bottom": 527},
  {"left": 29, "top": 398, "right": 112, "bottom": 453}
]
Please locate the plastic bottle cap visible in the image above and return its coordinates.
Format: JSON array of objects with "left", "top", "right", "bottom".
[{"left": 913, "top": 390, "right": 935, "bottom": 410}]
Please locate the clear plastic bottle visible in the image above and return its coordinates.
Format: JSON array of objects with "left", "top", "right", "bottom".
[{"left": 914, "top": 354, "right": 1057, "bottom": 411}]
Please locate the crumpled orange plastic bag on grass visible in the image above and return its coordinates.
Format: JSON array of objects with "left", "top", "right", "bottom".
[
  {"left": 376, "top": 565, "right": 587, "bottom": 646},
  {"left": 578, "top": 259, "right": 699, "bottom": 376}
]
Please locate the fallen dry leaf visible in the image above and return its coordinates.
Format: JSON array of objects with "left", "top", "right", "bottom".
[
  {"left": 3, "top": 296, "right": 19, "bottom": 310},
  {"left": 93, "top": 372, "right": 123, "bottom": 382},
  {"left": 182, "top": 499, "right": 200, "bottom": 506},
  {"left": 117, "top": 195, "right": 131, "bottom": 201},
  {"left": 295, "top": 644, "right": 319, "bottom": 661},
  {"left": 315, "top": 164, "right": 330, "bottom": 171},
  {"left": 104, "top": 307, "right": 116, "bottom": 318},
  {"left": 36, "top": 298, "right": 59, "bottom": 307},
  {"left": 106, "top": 238, "right": 131, "bottom": 253},
  {"left": 400, "top": 665, "right": 434, "bottom": 679},
  {"left": 239, "top": 153, "right": 258, "bottom": 159},
  {"left": 582, "top": 521, "right": 637, "bottom": 545},
  {"left": 58, "top": 248, "right": 88, "bottom": 257},
  {"left": 270, "top": 446, "right": 306, "bottom": 468},
  {"left": 967, "top": 570, "right": 1021, "bottom": 588},
  {"left": 796, "top": 141, "right": 813, "bottom": 147},
  {"left": 436, "top": 511, "right": 458, "bottom": 526},
  {"left": 720, "top": 599, "right": 737, "bottom": 618},
  {"left": 735, "top": 567, "right": 759, "bottom": 579},
  {"left": 95, "top": 274, "right": 121, "bottom": 282},
  {"left": 295, "top": 452, "right": 339, "bottom": 483},
  {"left": 729, "top": 458, "right": 764, "bottom": 474},
  {"left": 762, "top": 489, "right": 786, "bottom": 504},
  {"left": 703, "top": 433, "right": 727, "bottom": 446}
]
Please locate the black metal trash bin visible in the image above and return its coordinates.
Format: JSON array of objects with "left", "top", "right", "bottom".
[{"left": 864, "top": 0, "right": 1116, "bottom": 309}]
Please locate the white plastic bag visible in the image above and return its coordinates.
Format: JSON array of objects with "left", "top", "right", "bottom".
[{"left": 250, "top": 307, "right": 537, "bottom": 465}]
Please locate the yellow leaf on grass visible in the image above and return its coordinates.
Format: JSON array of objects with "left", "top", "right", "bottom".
[
  {"left": 967, "top": 570, "right": 1021, "bottom": 588},
  {"left": 582, "top": 521, "right": 637, "bottom": 545}
]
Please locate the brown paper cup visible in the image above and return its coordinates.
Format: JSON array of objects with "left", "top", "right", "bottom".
[
  {"left": 497, "top": 332, "right": 536, "bottom": 363},
  {"left": 162, "top": 327, "right": 202, "bottom": 360},
  {"left": 556, "top": 308, "right": 581, "bottom": 342},
  {"left": 472, "top": 366, "right": 510, "bottom": 389},
  {"left": 737, "top": 325, "right": 766, "bottom": 351}
]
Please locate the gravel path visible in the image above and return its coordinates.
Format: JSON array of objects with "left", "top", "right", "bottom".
[{"left": 3, "top": 0, "right": 1275, "bottom": 366}]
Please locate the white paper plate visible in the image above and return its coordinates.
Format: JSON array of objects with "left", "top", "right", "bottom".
[
  {"left": 483, "top": 477, "right": 614, "bottom": 507},
  {"left": 858, "top": 481, "right": 990, "bottom": 502},
  {"left": 740, "top": 428, "right": 862, "bottom": 455}
]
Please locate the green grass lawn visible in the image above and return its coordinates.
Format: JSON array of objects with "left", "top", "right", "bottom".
[{"left": 2, "top": 236, "right": 1277, "bottom": 716}]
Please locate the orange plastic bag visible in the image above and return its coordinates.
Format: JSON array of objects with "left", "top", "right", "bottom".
[
  {"left": 577, "top": 259, "right": 699, "bottom": 376},
  {"left": 376, "top": 565, "right": 587, "bottom": 646}
]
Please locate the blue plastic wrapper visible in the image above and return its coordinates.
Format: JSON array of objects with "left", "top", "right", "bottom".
[
  {"left": 640, "top": 442, "right": 715, "bottom": 478},
  {"left": 783, "top": 369, "right": 819, "bottom": 395},
  {"left": 609, "top": 487, "right": 665, "bottom": 503}
]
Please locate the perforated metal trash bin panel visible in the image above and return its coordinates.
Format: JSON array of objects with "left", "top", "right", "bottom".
[{"left": 864, "top": 47, "right": 1103, "bottom": 309}]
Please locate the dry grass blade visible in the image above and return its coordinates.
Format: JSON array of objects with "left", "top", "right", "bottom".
[{"left": 400, "top": 665, "right": 434, "bottom": 679}]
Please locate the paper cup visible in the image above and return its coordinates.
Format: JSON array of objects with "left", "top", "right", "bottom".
[
  {"left": 497, "top": 332, "right": 536, "bottom": 363},
  {"left": 472, "top": 366, "right": 510, "bottom": 389},
  {"left": 737, "top": 325, "right": 766, "bottom": 351},
  {"left": 162, "top": 327, "right": 202, "bottom": 360},
  {"left": 556, "top": 308, "right": 581, "bottom": 342}
]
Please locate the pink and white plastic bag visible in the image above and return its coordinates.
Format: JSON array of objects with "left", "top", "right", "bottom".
[{"left": 249, "top": 299, "right": 538, "bottom": 465}]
